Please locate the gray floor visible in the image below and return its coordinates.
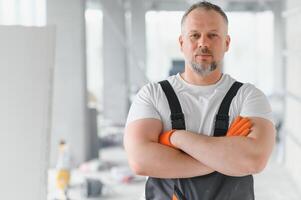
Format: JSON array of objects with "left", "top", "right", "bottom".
[
  {"left": 254, "top": 162, "right": 301, "bottom": 200},
  {"left": 48, "top": 146, "right": 301, "bottom": 200}
]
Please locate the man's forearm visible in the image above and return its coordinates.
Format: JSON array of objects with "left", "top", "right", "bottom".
[
  {"left": 170, "top": 123, "right": 275, "bottom": 177},
  {"left": 126, "top": 141, "right": 214, "bottom": 178},
  {"left": 171, "top": 131, "right": 256, "bottom": 176}
]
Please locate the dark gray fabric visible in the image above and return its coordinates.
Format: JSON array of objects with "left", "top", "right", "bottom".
[{"left": 146, "top": 173, "right": 254, "bottom": 200}]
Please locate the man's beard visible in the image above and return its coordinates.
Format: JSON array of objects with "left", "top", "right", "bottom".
[
  {"left": 190, "top": 61, "right": 218, "bottom": 77},
  {"left": 188, "top": 47, "right": 219, "bottom": 77}
]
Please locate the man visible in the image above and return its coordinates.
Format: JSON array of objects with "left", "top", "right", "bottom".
[{"left": 124, "top": 1, "right": 275, "bottom": 200}]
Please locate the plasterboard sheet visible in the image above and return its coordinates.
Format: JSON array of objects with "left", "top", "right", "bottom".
[{"left": 0, "top": 25, "right": 55, "bottom": 200}]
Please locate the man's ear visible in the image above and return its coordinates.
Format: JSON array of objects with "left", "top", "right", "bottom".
[
  {"left": 225, "top": 34, "right": 231, "bottom": 52},
  {"left": 179, "top": 35, "right": 183, "bottom": 52}
]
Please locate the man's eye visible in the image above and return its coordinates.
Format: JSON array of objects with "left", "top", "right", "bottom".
[
  {"left": 208, "top": 33, "right": 217, "bottom": 38},
  {"left": 190, "top": 34, "right": 199, "bottom": 39}
]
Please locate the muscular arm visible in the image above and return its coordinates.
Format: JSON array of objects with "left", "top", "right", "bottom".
[
  {"left": 124, "top": 118, "right": 214, "bottom": 178},
  {"left": 170, "top": 117, "right": 276, "bottom": 177}
]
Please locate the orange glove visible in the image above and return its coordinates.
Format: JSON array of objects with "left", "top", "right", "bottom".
[
  {"left": 159, "top": 129, "right": 177, "bottom": 148},
  {"left": 226, "top": 116, "right": 252, "bottom": 137}
]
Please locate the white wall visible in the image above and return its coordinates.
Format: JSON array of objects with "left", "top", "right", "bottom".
[{"left": 0, "top": 26, "right": 54, "bottom": 200}]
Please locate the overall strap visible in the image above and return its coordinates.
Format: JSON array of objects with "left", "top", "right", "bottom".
[
  {"left": 214, "top": 81, "right": 243, "bottom": 136},
  {"left": 159, "top": 80, "right": 186, "bottom": 130}
]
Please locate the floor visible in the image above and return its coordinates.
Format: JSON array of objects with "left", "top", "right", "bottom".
[{"left": 48, "top": 145, "right": 301, "bottom": 200}]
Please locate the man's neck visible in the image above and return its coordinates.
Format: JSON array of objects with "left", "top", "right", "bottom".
[{"left": 180, "top": 67, "right": 223, "bottom": 86}]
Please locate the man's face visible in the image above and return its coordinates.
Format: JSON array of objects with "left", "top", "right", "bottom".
[{"left": 179, "top": 8, "right": 230, "bottom": 76}]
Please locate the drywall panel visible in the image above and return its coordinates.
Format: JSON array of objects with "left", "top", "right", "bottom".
[{"left": 0, "top": 26, "right": 55, "bottom": 200}]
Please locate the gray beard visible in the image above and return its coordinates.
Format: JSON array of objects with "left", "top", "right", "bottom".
[{"left": 190, "top": 61, "right": 218, "bottom": 77}]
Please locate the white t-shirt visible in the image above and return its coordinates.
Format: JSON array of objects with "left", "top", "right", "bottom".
[
  {"left": 56, "top": 145, "right": 72, "bottom": 170},
  {"left": 126, "top": 73, "right": 274, "bottom": 135}
]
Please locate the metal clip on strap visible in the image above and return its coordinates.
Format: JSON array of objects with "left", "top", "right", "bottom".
[
  {"left": 171, "top": 113, "right": 185, "bottom": 130},
  {"left": 214, "top": 114, "right": 229, "bottom": 137}
]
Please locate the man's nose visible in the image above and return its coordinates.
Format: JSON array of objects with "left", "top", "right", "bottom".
[{"left": 198, "top": 35, "right": 209, "bottom": 48}]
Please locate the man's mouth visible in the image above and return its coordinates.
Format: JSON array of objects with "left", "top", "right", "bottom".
[
  {"left": 196, "top": 54, "right": 212, "bottom": 56},
  {"left": 196, "top": 54, "right": 212, "bottom": 59}
]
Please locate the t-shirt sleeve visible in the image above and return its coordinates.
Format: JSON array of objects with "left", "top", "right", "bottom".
[
  {"left": 240, "top": 85, "right": 275, "bottom": 124},
  {"left": 126, "top": 83, "right": 161, "bottom": 126}
]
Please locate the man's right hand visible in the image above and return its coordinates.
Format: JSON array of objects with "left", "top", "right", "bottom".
[
  {"left": 158, "top": 129, "right": 177, "bottom": 148},
  {"left": 226, "top": 116, "right": 252, "bottom": 137}
]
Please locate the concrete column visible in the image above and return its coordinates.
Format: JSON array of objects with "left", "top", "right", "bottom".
[
  {"left": 283, "top": 0, "right": 301, "bottom": 191},
  {"left": 128, "top": 0, "right": 148, "bottom": 91},
  {"left": 271, "top": 0, "right": 286, "bottom": 158},
  {"left": 101, "top": 0, "right": 128, "bottom": 125},
  {"left": 47, "top": 0, "right": 89, "bottom": 166},
  {"left": 272, "top": 0, "right": 285, "bottom": 95}
]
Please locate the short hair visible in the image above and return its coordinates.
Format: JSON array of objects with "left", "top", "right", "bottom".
[{"left": 181, "top": 1, "right": 228, "bottom": 30}]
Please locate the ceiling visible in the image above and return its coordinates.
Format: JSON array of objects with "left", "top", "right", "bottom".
[
  {"left": 145, "top": 0, "right": 280, "bottom": 11},
  {"left": 87, "top": 0, "right": 281, "bottom": 12}
]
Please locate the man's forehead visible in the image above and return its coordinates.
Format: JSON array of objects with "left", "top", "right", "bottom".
[
  {"left": 188, "top": 29, "right": 220, "bottom": 33},
  {"left": 184, "top": 20, "right": 224, "bottom": 33},
  {"left": 187, "top": 8, "right": 225, "bottom": 20},
  {"left": 183, "top": 9, "right": 228, "bottom": 33},
  {"left": 187, "top": 9, "right": 224, "bottom": 23}
]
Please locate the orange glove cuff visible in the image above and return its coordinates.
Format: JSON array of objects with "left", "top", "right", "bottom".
[{"left": 159, "top": 129, "right": 177, "bottom": 148}]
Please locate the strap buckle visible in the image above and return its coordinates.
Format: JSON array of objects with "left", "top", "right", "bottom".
[
  {"left": 214, "top": 114, "right": 229, "bottom": 136},
  {"left": 171, "top": 113, "right": 185, "bottom": 130}
]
